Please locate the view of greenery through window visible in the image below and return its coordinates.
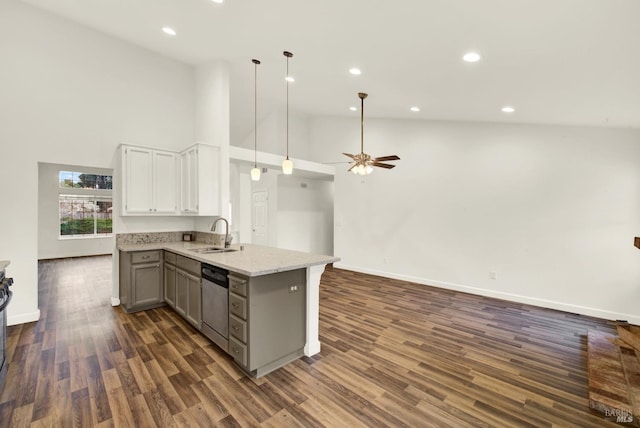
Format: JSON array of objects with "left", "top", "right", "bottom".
[
  {"left": 59, "top": 171, "right": 113, "bottom": 238},
  {"left": 59, "top": 171, "right": 112, "bottom": 189}
]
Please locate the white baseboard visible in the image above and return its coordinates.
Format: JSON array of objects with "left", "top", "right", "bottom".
[
  {"left": 111, "top": 297, "right": 120, "bottom": 306},
  {"left": 334, "top": 263, "right": 640, "bottom": 325},
  {"left": 7, "top": 309, "right": 41, "bottom": 326}
]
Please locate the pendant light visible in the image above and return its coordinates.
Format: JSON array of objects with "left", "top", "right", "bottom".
[
  {"left": 282, "top": 51, "right": 294, "bottom": 175},
  {"left": 250, "top": 59, "right": 261, "bottom": 181}
]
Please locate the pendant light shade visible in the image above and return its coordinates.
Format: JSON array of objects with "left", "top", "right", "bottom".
[
  {"left": 251, "top": 58, "right": 261, "bottom": 181},
  {"left": 282, "top": 158, "right": 293, "bottom": 175},
  {"left": 282, "top": 51, "right": 293, "bottom": 175},
  {"left": 250, "top": 167, "right": 261, "bottom": 181}
]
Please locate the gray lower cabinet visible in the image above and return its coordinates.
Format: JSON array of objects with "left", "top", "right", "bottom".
[
  {"left": 228, "top": 269, "right": 306, "bottom": 377},
  {"left": 163, "top": 254, "right": 176, "bottom": 308},
  {"left": 175, "top": 255, "right": 202, "bottom": 329},
  {"left": 119, "top": 250, "right": 164, "bottom": 313}
]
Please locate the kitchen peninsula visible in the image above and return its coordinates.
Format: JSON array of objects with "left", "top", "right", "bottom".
[{"left": 117, "top": 234, "right": 339, "bottom": 377}]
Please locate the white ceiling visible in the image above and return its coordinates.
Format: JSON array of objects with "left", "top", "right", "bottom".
[{"left": 21, "top": 0, "right": 640, "bottom": 141}]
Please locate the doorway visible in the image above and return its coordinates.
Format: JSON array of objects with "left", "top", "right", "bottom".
[{"left": 252, "top": 191, "right": 269, "bottom": 245}]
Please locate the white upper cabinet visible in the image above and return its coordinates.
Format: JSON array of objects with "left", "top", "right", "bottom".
[
  {"left": 120, "top": 143, "right": 219, "bottom": 216},
  {"left": 153, "top": 150, "right": 179, "bottom": 214},
  {"left": 180, "top": 143, "right": 220, "bottom": 216},
  {"left": 121, "top": 145, "right": 178, "bottom": 215}
]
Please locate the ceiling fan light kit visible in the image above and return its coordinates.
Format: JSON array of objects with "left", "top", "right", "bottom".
[{"left": 343, "top": 92, "right": 400, "bottom": 175}]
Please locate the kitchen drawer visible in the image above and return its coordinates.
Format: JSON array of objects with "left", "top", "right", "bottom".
[
  {"left": 177, "top": 255, "right": 200, "bottom": 276},
  {"left": 164, "top": 251, "right": 177, "bottom": 265},
  {"left": 229, "top": 294, "right": 247, "bottom": 319},
  {"left": 229, "top": 314, "right": 247, "bottom": 343},
  {"left": 229, "top": 337, "right": 247, "bottom": 367},
  {"left": 131, "top": 250, "right": 160, "bottom": 264},
  {"left": 229, "top": 275, "right": 247, "bottom": 297}
]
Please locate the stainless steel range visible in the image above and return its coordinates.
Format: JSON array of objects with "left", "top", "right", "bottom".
[{"left": 0, "top": 262, "right": 13, "bottom": 393}]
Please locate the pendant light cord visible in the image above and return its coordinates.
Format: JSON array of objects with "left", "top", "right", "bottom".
[
  {"left": 253, "top": 59, "right": 259, "bottom": 168},
  {"left": 286, "top": 54, "right": 290, "bottom": 160},
  {"left": 284, "top": 51, "right": 293, "bottom": 161}
]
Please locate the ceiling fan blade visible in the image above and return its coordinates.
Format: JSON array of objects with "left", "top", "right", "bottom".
[
  {"left": 343, "top": 152, "right": 356, "bottom": 159},
  {"left": 372, "top": 162, "right": 396, "bottom": 169},
  {"left": 373, "top": 155, "right": 400, "bottom": 162},
  {"left": 347, "top": 163, "right": 356, "bottom": 172}
]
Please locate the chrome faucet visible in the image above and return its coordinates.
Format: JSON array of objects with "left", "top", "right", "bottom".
[{"left": 211, "top": 217, "right": 231, "bottom": 248}]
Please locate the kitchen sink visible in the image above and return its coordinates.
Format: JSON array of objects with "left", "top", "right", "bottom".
[{"left": 190, "top": 247, "right": 237, "bottom": 254}]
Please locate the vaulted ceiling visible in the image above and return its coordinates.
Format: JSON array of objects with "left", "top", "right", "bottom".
[{"left": 21, "top": 0, "right": 640, "bottom": 141}]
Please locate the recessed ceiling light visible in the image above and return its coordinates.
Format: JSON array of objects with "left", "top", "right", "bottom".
[
  {"left": 162, "top": 27, "right": 176, "bottom": 36},
  {"left": 410, "top": 107, "right": 420, "bottom": 112},
  {"left": 349, "top": 68, "right": 362, "bottom": 75},
  {"left": 349, "top": 106, "right": 357, "bottom": 111},
  {"left": 501, "top": 106, "right": 515, "bottom": 113},
  {"left": 211, "top": 0, "right": 224, "bottom": 3},
  {"left": 462, "top": 52, "right": 481, "bottom": 62},
  {"left": 285, "top": 76, "right": 295, "bottom": 83}
]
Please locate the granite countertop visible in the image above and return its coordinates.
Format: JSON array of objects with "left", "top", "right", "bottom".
[
  {"left": 117, "top": 242, "right": 339, "bottom": 277},
  {"left": 0, "top": 260, "right": 9, "bottom": 272}
]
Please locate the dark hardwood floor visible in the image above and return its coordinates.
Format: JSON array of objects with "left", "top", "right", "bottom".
[{"left": 0, "top": 255, "right": 621, "bottom": 427}]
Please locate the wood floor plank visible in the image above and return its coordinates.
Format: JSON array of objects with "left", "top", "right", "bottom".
[
  {"left": 71, "top": 387, "right": 92, "bottom": 427},
  {"left": 142, "top": 389, "right": 176, "bottom": 428},
  {"left": 0, "top": 256, "right": 626, "bottom": 427}
]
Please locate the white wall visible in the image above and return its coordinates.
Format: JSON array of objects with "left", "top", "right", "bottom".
[
  {"left": 277, "top": 176, "right": 334, "bottom": 255},
  {"left": 38, "top": 162, "right": 114, "bottom": 259},
  {"left": 195, "top": 61, "right": 231, "bottom": 223},
  {"left": 227, "top": 162, "right": 252, "bottom": 244},
  {"left": 237, "top": 110, "right": 311, "bottom": 160},
  {"left": 0, "top": 0, "right": 196, "bottom": 324},
  {"left": 308, "top": 116, "right": 640, "bottom": 323}
]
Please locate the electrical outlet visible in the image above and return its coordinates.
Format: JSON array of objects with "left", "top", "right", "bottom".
[
  {"left": 489, "top": 271, "right": 497, "bottom": 280},
  {"left": 289, "top": 285, "right": 298, "bottom": 292}
]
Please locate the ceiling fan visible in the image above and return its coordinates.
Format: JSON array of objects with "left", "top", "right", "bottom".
[{"left": 343, "top": 92, "right": 400, "bottom": 175}]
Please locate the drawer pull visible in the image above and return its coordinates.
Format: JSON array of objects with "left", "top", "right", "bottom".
[
  {"left": 233, "top": 348, "right": 239, "bottom": 354},
  {"left": 231, "top": 303, "right": 239, "bottom": 308},
  {"left": 232, "top": 326, "right": 239, "bottom": 331},
  {"left": 231, "top": 285, "right": 238, "bottom": 289},
  {"left": 142, "top": 255, "right": 150, "bottom": 259}
]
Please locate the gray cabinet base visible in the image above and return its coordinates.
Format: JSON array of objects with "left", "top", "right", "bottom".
[
  {"left": 121, "top": 301, "right": 165, "bottom": 314},
  {"left": 252, "top": 348, "right": 305, "bottom": 378}
]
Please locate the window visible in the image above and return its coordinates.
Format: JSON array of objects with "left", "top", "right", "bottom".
[
  {"left": 59, "top": 171, "right": 112, "bottom": 189},
  {"left": 59, "top": 196, "right": 112, "bottom": 238},
  {"left": 58, "top": 170, "right": 113, "bottom": 239}
]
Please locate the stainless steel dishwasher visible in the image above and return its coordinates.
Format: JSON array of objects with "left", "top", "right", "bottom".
[{"left": 201, "top": 263, "right": 229, "bottom": 352}]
